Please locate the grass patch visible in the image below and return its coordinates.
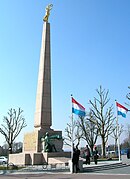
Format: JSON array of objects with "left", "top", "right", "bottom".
[
  {"left": 0, "top": 165, "right": 25, "bottom": 170},
  {"left": 0, "top": 166, "right": 7, "bottom": 170}
]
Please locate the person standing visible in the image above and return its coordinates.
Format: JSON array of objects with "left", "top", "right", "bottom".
[
  {"left": 93, "top": 146, "right": 98, "bottom": 164},
  {"left": 85, "top": 145, "right": 91, "bottom": 165},
  {"left": 72, "top": 145, "right": 80, "bottom": 173},
  {"left": 75, "top": 145, "right": 80, "bottom": 172},
  {"left": 72, "top": 147, "right": 77, "bottom": 173}
]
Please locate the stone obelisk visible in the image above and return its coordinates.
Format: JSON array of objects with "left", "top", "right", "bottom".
[
  {"left": 32, "top": 3, "right": 63, "bottom": 152},
  {"left": 34, "top": 20, "right": 52, "bottom": 131},
  {"left": 23, "top": 4, "right": 63, "bottom": 154}
]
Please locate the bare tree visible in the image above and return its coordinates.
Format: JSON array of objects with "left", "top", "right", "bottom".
[
  {"left": 125, "top": 86, "right": 130, "bottom": 109},
  {"left": 89, "top": 86, "right": 115, "bottom": 157},
  {"left": 124, "top": 124, "right": 130, "bottom": 146},
  {"left": 77, "top": 112, "right": 98, "bottom": 154},
  {"left": 64, "top": 123, "right": 73, "bottom": 147},
  {"left": 64, "top": 120, "right": 83, "bottom": 147},
  {"left": 121, "top": 124, "right": 130, "bottom": 148},
  {"left": 111, "top": 124, "right": 124, "bottom": 152},
  {"left": 121, "top": 124, "right": 130, "bottom": 149},
  {"left": 126, "top": 86, "right": 130, "bottom": 105},
  {"left": 13, "top": 142, "right": 23, "bottom": 153},
  {"left": 0, "top": 108, "right": 27, "bottom": 154}
]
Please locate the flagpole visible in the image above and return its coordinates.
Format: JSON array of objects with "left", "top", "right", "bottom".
[
  {"left": 115, "top": 100, "right": 121, "bottom": 162},
  {"left": 71, "top": 94, "right": 74, "bottom": 173},
  {"left": 70, "top": 96, "right": 85, "bottom": 173}
]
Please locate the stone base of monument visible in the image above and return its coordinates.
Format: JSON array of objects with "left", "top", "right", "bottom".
[
  {"left": 9, "top": 128, "right": 70, "bottom": 166},
  {"left": 9, "top": 151, "right": 71, "bottom": 165},
  {"left": 9, "top": 122, "right": 70, "bottom": 166},
  {"left": 23, "top": 129, "right": 63, "bottom": 153}
]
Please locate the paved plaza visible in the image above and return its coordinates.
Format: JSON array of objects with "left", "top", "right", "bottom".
[{"left": 1, "top": 161, "right": 130, "bottom": 178}]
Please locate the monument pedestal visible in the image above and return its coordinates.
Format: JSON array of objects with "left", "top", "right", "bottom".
[
  {"left": 9, "top": 151, "right": 71, "bottom": 165},
  {"left": 9, "top": 128, "right": 66, "bottom": 165},
  {"left": 23, "top": 129, "right": 63, "bottom": 153}
]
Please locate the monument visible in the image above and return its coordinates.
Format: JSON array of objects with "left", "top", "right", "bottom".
[{"left": 9, "top": 4, "right": 70, "bottom": 165}]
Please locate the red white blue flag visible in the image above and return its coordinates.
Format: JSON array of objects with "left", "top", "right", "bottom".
[
  {"left": 72, "top": 97, "right": 85, "bottom": 117},
  {"left": 116, "top": 102, "right": 128, "bottom": 118}
]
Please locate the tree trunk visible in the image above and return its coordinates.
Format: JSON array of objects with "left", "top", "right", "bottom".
[
  {"left": 102, "top": 136, "right": 106, "bottom": 157},
  {"left": 8, "top": 143, "right": 13, "bottom": 154},
  {"left": 114, "top": 138, "right": 117, "bottom": 152},
  {"left": 90, "top": 144, "right": 94, "bottom": 156}
]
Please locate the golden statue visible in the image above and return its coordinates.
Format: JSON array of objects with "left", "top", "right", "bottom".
[{"left": 43, "top": 4, "right": 53, "bottom": 22}]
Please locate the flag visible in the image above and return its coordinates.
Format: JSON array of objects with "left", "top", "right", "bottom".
[
  {"left": 116, "top": 102, "right": 128, "bottom": 118},
  {"left": 72, "top": 97, "right": 85, "bottom": 117}
]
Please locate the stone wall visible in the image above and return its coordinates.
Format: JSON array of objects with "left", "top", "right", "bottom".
[
  {"left": 9, "top": 151, "right": 71, "bottom": 165},
  {"left": 9, "top": 152, "right": 45, "bottom": 165}
]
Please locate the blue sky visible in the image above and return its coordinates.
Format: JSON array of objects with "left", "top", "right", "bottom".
[{"left": 0, "top": 0, "right": 130, "bottom": 146}]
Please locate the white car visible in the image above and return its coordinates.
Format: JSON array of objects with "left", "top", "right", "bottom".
[{"left": 0, "top": 156, "right": 8, "bottom": 164}]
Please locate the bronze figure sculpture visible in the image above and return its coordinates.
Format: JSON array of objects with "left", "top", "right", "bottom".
[
  {"left": 43, "top": 4, "right": 53, "bottom": 22},
  {"left": 41, "top": 132, "right": 62, "bottom": 152}
]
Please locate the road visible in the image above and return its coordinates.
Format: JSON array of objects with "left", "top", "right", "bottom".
[{"left": 1, "top": 173, "right": 130, "bottom": 179}]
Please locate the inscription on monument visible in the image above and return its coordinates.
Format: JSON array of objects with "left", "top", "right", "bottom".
[{"left": 24, "top": 132, "right": 37, "bottom": 151}]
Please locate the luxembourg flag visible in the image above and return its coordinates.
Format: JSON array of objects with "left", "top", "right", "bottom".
[
  {"left": 72, "top": 97, "right": 85, "bottom": 117},
  {"left": 116, "top": 102, "right": 128, "bottom": 118}
]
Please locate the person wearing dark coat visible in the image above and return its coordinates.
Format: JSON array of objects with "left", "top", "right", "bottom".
[
  {"left": 85, "top": 145, "right": 91, "bottom": 165},
  {"left": 75, "top": 145, "right": 80, "bottom": 172},
  {"left": 93, "top": 146, "right": 98, "bottom": 164},
  {"left": 72, "top": 147, "right": 77, "bottom": 173},
  {"left": 72, "top": 145, "right": 80, "bottom": 173}
]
